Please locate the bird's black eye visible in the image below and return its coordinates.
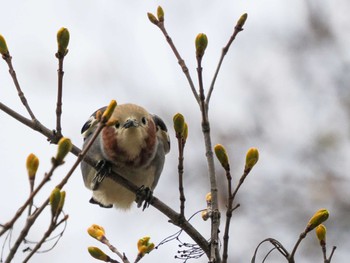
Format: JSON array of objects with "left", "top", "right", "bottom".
[
  {"left": 141, "top": 117, "right": 147, "bottom": 125},
  {"left": 115, "top": 121, "right": 120, "bottom": 129}
]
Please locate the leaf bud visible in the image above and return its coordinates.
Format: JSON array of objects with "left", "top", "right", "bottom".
[
  {"left": 195, "top": 33, "right": 208, "bottom": 58},
  {"left": 245, "top": 147, "right": 259, "bottom": 172},
  {"left": 147, "top": 13, "right": 158, "bottom": 25},
  {"left": 157, "top": 6, "right": 164, "bottom": 22},
  {"left": 57, "top": 27, "right": 70, "bottom": 56},
  {"left": 54, "top": 137, "right": 72, "bottom": 165},
  {"left": 315, "top": 224, "right": 326, "bottom": 244},
  {"left": 88, "top": 246, "right": 109, "bottom": 262},
  {"left": 214, "top": 144, "right": 230, "bottom": 170},
  {"left": 0, "top": 34, "right": 9, "bottom": 56},
  {"left": 26, "top": 153, "right": 39, "bottom": 180},
  {"left": 137, "top": 236, "right": 155, "bottom": 256},
  {"left": 306, "top": 209, "right": 329, "bottom": 232},
  {"left": 87, "top": 224, "right": 106, "bottom": 241}
]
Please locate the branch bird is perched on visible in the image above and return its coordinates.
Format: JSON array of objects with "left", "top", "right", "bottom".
[{"left": 81, "top": 103, "right": 170, "bottom": 209}]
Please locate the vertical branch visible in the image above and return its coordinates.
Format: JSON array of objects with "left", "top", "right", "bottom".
[
  {"left": 177, "top": 135, "right": 186, "bottom": 217},
  {"left": 55, "top": 56, "right": 64, "bottom": 137},
  {"left": 196, "top": 47, "right": 220, "bottom": 261}
]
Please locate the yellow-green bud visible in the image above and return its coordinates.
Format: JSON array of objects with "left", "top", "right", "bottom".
[
  {"left": 26, "top": 153, "right": 39, "bottom": 180},
  {"left": 147, "top": 13, "right": 158, "bottom": 25},
  {"left": 245, "top": 147, "right": 259, "bottom": 172},
  {"left": 57, "top": 27, "right": 70, "bottom": 56},
  {"left": 306, "top": 209, "right": 329, "bottom": 232},
  {"left": 0, "top": 34, "right": 9, "bottom": 56},
  {"left": 205, "top": 192, "right": 212, "bottom": 204},
  {"left": 173, "top": 113, "right": 185, "bottom": 136},
  {"left": 87, "top": 224, "right": 106, "bottom": 241},
  {"left": 102, "top": 100, "right": 117, "bottom": 123},
  {"left": 88, "top": 246, "right": 109, "bottom": 262},
  {"left": 137, "top": 236, "right": 155, "bottom": 256},
  {"left": 50, "top": 188, "right": 61, "bottom": 217},
  {"left": 56, "top": 191, "right": 66, "bottom": 215},
  {"left": 195, "top": 33, "right": 208, "bottom": 58},
  {"left": 201, "top": 210, "right": 210, "bottom": 221},
  {"left": 183, "top": 123, "right": 188, "bottom": 141},
  {"left": 236, "top": 13, "right": 248, "bottom": 29},
  {"left": 315, "top": 224, "right": 326, "bottom": 243},
  {"left": 157, "top": 6, "right": 164, "bottom": 22},
  {"left": 214, "top": 144, "right": 230, "bottom": 170},
  {"left": 55, "top": 137, "right": 72, "bottom": 164}
]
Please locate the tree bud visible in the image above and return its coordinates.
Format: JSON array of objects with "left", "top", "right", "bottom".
[
  {"left": 54, "top": 137, "right": 72, "bottom": 164},
  {"left": 26, "top": 153, "right": 39, "bottom": 180},
  {"left": 147, "top": 13, "right": 158, "bottom": 25},
  {"left": 214, "top": 144, "right": 229, "bottom": 170},
  {"left": 315, "top": 224, "right": 326, "bottom": 244},
  {"left": 245, "top": 147, "right": 259, "bottom": 172},
  {"left": 137, "top": 236, "right": 155, "bottom": 256},
  {"left": 0, "top": 34, "right": 9, "bottom": 56},
  {"left": 57, "top": 27, "right": 70, "bottom": 56},
  {"left": 157, "top": 6, "right": 164, "bottom": 22},
  {"left": 87, "top": 224, "right": 106, "bottom": 241},
  {"left": 88, "top": 246, "right": 109, "bottom": 262},
  {"left": 306, "top": 209, "right": 329, "bottom": 232},
  {"left": 195, "top": 33, "right": 208, "bottom": 58}
]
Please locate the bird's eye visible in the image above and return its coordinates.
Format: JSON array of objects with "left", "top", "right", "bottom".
[
  {"left": 141, "top": 117, "right": 147, "bottom": 125},
  {"left": 115, "top": 121, "right": 120, "bottom": 129}
]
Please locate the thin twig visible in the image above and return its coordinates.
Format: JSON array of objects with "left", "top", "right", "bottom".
[
  {"left": 206, "top": 16, "right": 246, "bottom": 105},
  {"left": 0, "top": 164, "right": 59, "bottom": 237},
  {"left": 102, "top": 238, "right": 130, "bottom": 263},
  {"left": 2, "top": 54, "right": 37, "bottom": 121},
  {"left": 55, "top": 55, "right": 64, "bottom": 137},
  {"left": 222, "top": 167, "right": 232, "bottom": 263},
  {"left": 177, "top": 136, "right": 186, "bottom": 217},
  {"left": 155, "top": 22, "right": 200, "bottom": 103},
  {"left": 22, "top": 215, "right": 68, "bottom": 263},
  {"left": 289, "top": 231, "right": 307, "bottom": 263}
]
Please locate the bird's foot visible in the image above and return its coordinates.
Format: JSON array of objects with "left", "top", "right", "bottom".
[
  {"left": 89, "top": 197, "right": 113, "bottom": 208},
  {"left": 91, "top": 160, "right": 112, "bottom": 190},
  {"left": 136, "top": 186, "right": 153, "bottom": 211}
]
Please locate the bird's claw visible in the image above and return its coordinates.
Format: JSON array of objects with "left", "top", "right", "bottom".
[
  {"left": 136, "top": 186, "right": 153, "bottom": 211},
  {"left": 91, "top": 160, "right": 112, "bottom": 191}
]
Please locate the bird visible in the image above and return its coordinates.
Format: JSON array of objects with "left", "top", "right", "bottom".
[{"left": 80, "top": 103, "right": 170, "bottom": 209}]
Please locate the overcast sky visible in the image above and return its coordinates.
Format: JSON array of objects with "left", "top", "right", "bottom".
[{"left": 1, "top": 0, "right": 349, "bottom": 262}]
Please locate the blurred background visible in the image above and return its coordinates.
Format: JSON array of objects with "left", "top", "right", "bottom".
[{"left": 0, "top": 0, "right": 349, "bottom": 262}]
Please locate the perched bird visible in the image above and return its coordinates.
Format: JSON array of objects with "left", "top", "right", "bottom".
[{"left": 81, "top": 103, "right": 170, "bottom": 209}]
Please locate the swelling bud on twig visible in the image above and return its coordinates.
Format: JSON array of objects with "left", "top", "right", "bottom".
[
  {"left": 102, "top": 100, "right": 117, "bottom": 123},
  {"left": 0, "top": 34, "right": 9, "bottom": 56},
  {"left": 88, "top": 246, "right": 109, "bottom": 262},
  {"left": 137, "top": 236, "right": 155, "bottom": 257},
  {"left": 56, "top": 191, "right": 66, "bottom": 216},
  {"left": 50, "top": 188, "right": 61, "bottom": 218},
  {"left": 157, "top": 6, "right": 164, "bottom": 22},
  {"left": 173, "top": 113, "right": 185, "bottom": 136},
  {"left": 315, "top": 224, "right": 326, "bottom": 244},
  {"left": 57, "top": 27, "right": 70, "bottom": 57},
  {"left": 26, "top": 153, "right": 39, "bottom": 180},
  {"left": 245, "top": 147, "right": 259, "bottom": 172},
  {"left": 201, "top": 210, "right": 210, "bottom": 221},
  {"left": 236, "top": 13, "right": 248, "bottom": 29},
  {"left": 306, "top": 209, "right": 329, "bottom": 232},
  {"left": 54, "top": 137, "right": 72, "bottom": 165},
  {"left": 147, "top": 12, "right": 158, "bottom": 25},
  {"left": 87, "top": 224, "right": 106, "bottom": 241},
  {"left": 214, "top": 144, "right": 230, "bottom": 170},
  {"left": 195, "top": 33, "right": 208, "bottom": 58}
]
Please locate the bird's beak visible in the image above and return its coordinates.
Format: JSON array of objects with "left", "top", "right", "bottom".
[{"left": 123, "top": 119, "right": 138, "bottom": 129}]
